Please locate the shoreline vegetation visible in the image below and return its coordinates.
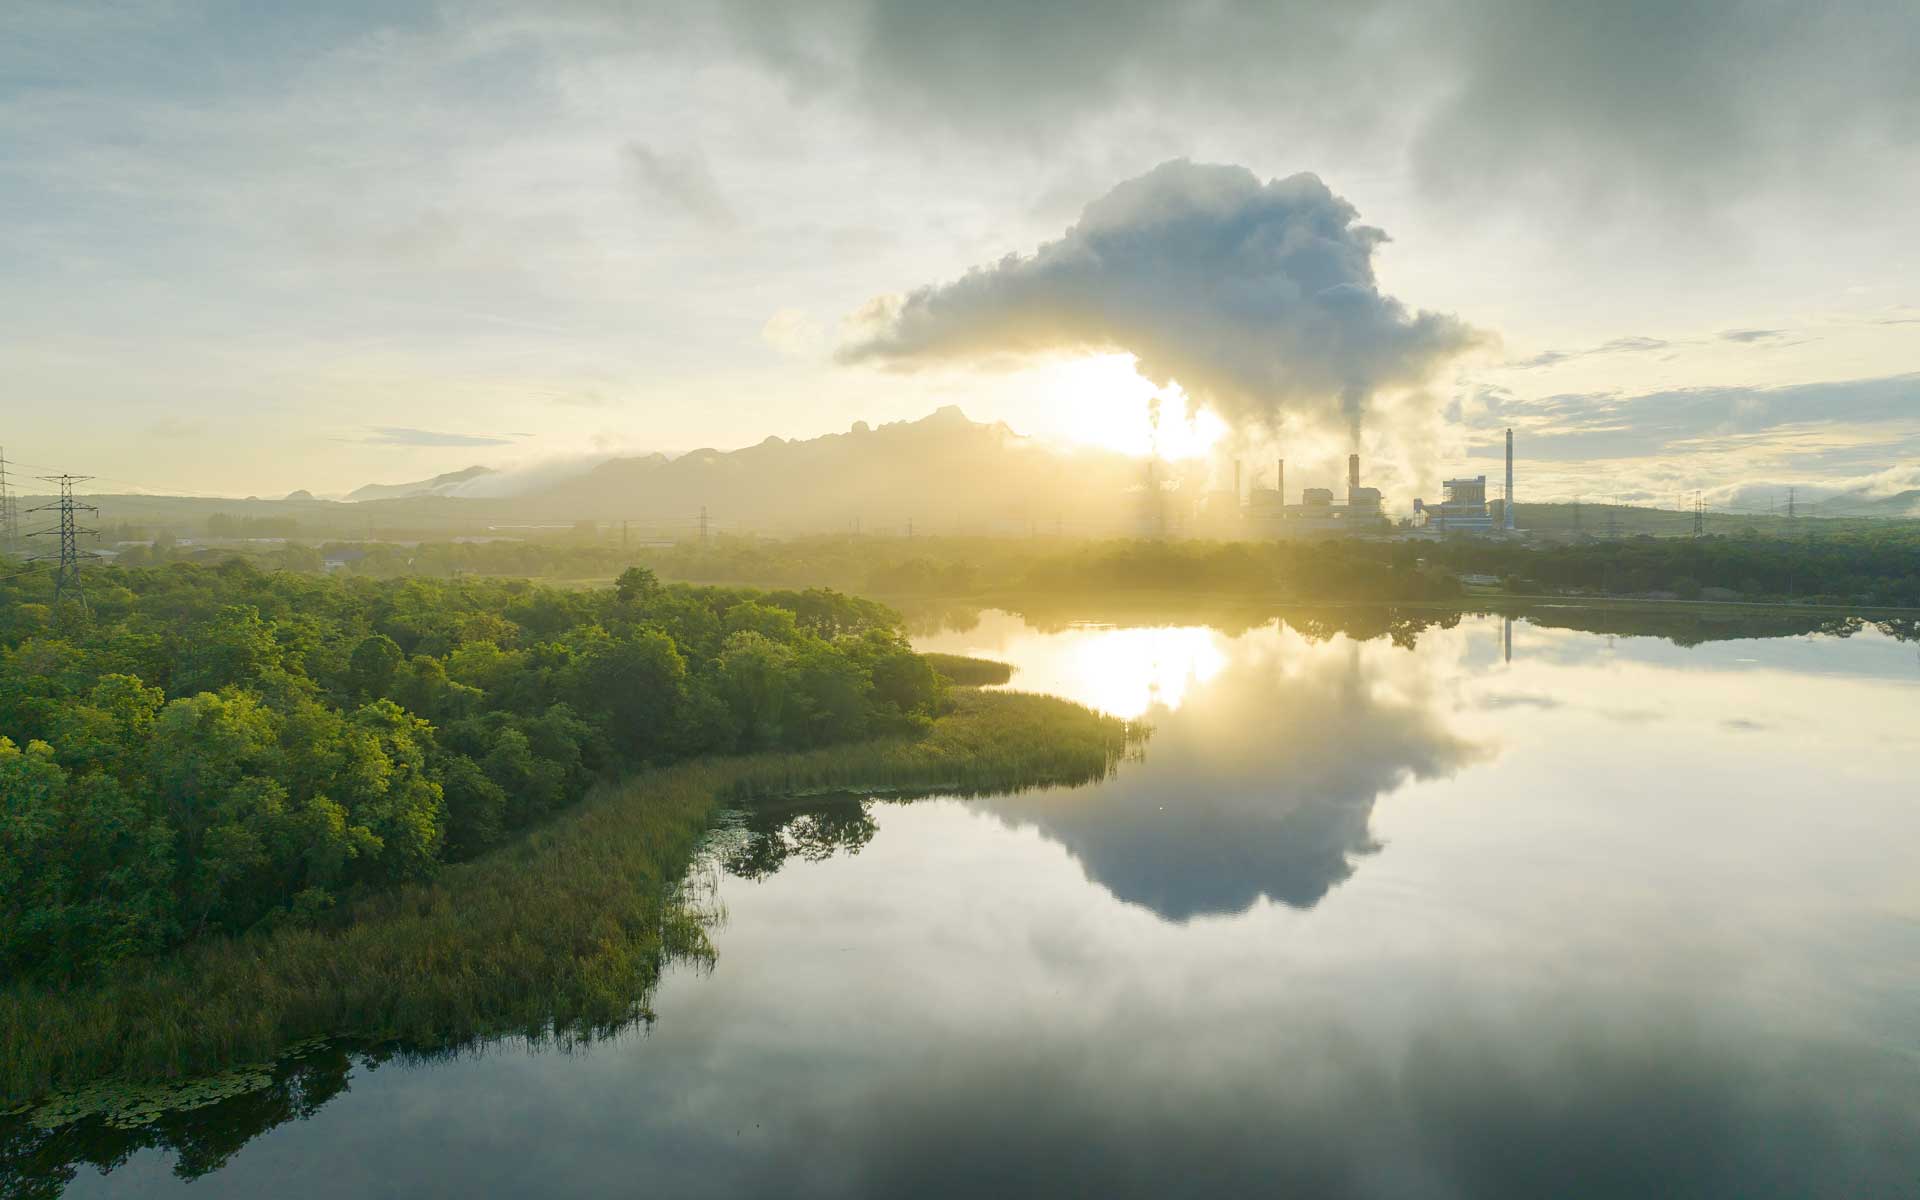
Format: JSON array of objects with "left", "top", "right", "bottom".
[
  {"left": 1, "top": 563, "right": 959, "bottom": 985},
  {"left": 920, "top": 652, "right": 1016, "bottom": 686},
  {"left": 0, "top": 688, "right": 1130, "bottom": 1105}
]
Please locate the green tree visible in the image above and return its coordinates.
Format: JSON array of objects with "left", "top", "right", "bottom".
[
  {"left": 437, "top": 754, "right": 507, "bottom": 858},
  {"left": 173, "top": 606, "right": 283, "bottom": 694},
  {"left": 47, "top": 673, "right": 165, "bottom": 778},
  {"left": 869, "top": 643, "right": 943, "bottom": 719},
  {"left": 717, "top": 632, "right": 794, "bottom": 749},
  {"left": 789, "top": 641, "right": 870, "bottom": 746},
  {"left": 615, "top": 565, "right": 660, "bottom": 606},
  {"left": 563, "top": 627, "right": 687, "bottom": 763},
  {"left": 348, "top": 633, "right": 404, "bottom": 699},
  {"left": 723, "top": 601, "right": 801, "bottom": 643}
]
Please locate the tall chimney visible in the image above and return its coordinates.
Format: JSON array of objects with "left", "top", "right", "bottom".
[
  {"left": 1505, "top": 428, "right": 1515, "bottom": 531},
  {"left": 1234, "top": 460, "right": 1242, "bottom": 504},
  {"left": 1348, "top": 453, "right": 1360, "bottom": 497},
  {"left": 1276, "top": 458, "right": 1285, "bottom": 505}
]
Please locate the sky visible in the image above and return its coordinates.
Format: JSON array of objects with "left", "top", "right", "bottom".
[{"left": 2, "top": 0, "right": 1916, "bottom": 506}]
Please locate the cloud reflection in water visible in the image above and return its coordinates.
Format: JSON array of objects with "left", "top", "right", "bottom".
[{"left": 980, "top": 629, "right": 1487, "bottom": 919}]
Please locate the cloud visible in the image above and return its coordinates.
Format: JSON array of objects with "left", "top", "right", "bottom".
[
  {"left": 1478, "top": 374, "right": 1920, "bottom": 454},
  {"left": 439, "top": 454, "right": 611, "bottom": 497},
  {"left": 1719, "top": 328, "right": 1786, "bottom": 344},
  {"left": 1512, "top": 335, "right": 1674, "bottom": 369},
  {"left": 982, "top": 633, "right": 1485, "bottom": 919},
  {"left": 1453, "top": 373, "right": 1920, "bottom": 505},
  {"left": 761, "top": 307, "right": 825, "bottom": 358},
  {"left": 358, "top": 427, "right": 522, "bottom": 447},
  {"left": 724, "top": 2, "right": 1920, "bottom": 227},
  {"left": 839, "top": 159, "right": 1485, "bottom": 438},
  {"left": 625, "top": 143, "right": 738, "bottom": 229},
  {"left": 1600, "top": 336, "right": 1669, "bottom": 354}
]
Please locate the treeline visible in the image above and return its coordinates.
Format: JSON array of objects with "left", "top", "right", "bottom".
[
  {"left": 1426, "top": 526, "right": 1920, "bottom": 607},
  {"left": 108, "top": 537, "right": 640, "bottom": 580},
  {"left": 632, "top": 535, "right": 1465, "bottom": 601},
  {"left": 646, "top": 529, "right": 1920, "bottom": 608},
  {"left": 0, "top": 560, "right": 943, "bottom": 980},
  {"left": 75, "top": 523, "right": 1920, "bottom": 609}
]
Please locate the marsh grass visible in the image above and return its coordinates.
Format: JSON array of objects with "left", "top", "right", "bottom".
[
  {"left": 0, "top": 690, "right": 1127, "bottom": 1104},
  {"left": 921, "top": 652, "right": 1016, "bottom": 687}
]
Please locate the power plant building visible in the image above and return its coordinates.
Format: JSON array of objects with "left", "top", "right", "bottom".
[
  {"left": 1242, "top": 454, "right": 1390, "bottom": 538},
  {"left": 1413, "top": 476, "right": 1495, "bottom": 533},
  {"left": 1412, "top": 428, "right": 1518, "bottom": 536}
]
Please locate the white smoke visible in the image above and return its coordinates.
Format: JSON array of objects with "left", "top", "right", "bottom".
[{"left": 839, "top": 159, "right": 1487, "bottom": 442}]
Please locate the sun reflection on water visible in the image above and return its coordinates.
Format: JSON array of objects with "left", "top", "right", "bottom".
[{"left": 915, "top": 615, "right": 1229, "bottom": 718}]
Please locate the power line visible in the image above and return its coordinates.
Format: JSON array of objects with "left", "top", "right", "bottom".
[
  {"left": 0, "top": 446, "right": 19, "bottom": 553},
  {"left": 26, "top": 474, "right": 98, "bottom": 614}
]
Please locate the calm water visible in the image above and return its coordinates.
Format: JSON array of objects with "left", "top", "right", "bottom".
[{"left": 27, "top": 610, "right": 1920, "bottom": 1197}]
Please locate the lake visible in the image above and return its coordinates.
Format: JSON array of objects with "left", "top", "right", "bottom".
[{"left": 22, "top": 609, "right": 1920, "bottom": 1198}]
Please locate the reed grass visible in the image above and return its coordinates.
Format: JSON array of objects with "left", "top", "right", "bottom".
[
  {"left": 0, "top": 689, "right": 1127, "bottom": 1104},
  {"left": 920, "top": 652, "right": 1016, "bottom": 686}
]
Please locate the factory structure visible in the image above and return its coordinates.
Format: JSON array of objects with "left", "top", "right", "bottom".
[
  {"left": 1191, "top": 428, "right": 1521, "bottom": 540},
  {"left": 1198, "top": 453, "right": 1390, "bottom": 538},
  {"left": 1411, "top": 427, "right": 1518, "bottom": 537}
]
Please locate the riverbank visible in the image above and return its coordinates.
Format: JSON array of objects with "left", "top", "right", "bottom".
[
  {"left": 0, "top": 689, "right": 1129, "bottom": 1105},
  {"left": 896, "top": 588, "right": 1920, "bottom": 632}
]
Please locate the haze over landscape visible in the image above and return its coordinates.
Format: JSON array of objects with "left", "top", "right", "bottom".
[
  {"left": 5, "top": 6, "right": 1920, "bottom": 1199},
  {"left": 4, "top": 1, "right": 1917, "bottom": 511}
]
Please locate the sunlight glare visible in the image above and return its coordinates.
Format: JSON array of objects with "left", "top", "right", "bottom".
[
  {"left": 1049, "top": 355, "right": 1228, "bottom": 460},
  {"left": 917, "top": 614, "right": 1230, "bottom": 719}
]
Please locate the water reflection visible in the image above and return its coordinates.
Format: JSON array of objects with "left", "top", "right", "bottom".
[
  {"left": 3, "top": 1046, "right": 358, "bottom": 1199},
  {"left": 728, "top": 618, "right": 1486, "bottom": 919},
  {"left": 717, "top": 795, "right": 878, "bottom": 880},
  {"left": 15, "top": 609, "right": 1920, "bottom": 1199},
  {"left": 981, "top": 633, "right": 1485, "bottom": 918}
]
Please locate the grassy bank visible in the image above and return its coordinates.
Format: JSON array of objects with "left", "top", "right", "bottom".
[
  {"left": 0, "top": 689, "right": 1128, "bottom": 1105},
  {"left": 921, "top": 652, "right": 1015, "bottom": 686}
]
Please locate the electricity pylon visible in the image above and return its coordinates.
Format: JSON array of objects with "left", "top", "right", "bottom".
[
  {"left": 0, "top": 446, "right": 19, "bottom": 553},
  {"left": 27, "top": 474, "right": 98, "bottom": 614}
]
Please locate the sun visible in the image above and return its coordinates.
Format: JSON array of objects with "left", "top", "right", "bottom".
[{"left": 1046, "top": 354, "right": 1228, "bottom": 459}]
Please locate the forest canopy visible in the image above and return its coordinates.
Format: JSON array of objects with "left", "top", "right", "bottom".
[{"left": 0, "top": 562, "right": 941, "bottom": 980}]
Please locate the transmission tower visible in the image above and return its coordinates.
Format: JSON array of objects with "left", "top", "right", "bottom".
[
  {"left": 27, "top": 474, "right": 98, "bottom": 613},
  {"left": 0, "top": 446, "right": 19, "bottom": 554},
  {"left": 1692, "top": 491, "right": 1704, "bottom": 538},
  {"left": 1787, "top": 486, "right": 1796, "bottom": 520},
  {"left": 1605, "top": 498, "right": 1619, "bottom": 540},
  {"left": 698, "top": 504, "right": 709, "bottom": 544}
]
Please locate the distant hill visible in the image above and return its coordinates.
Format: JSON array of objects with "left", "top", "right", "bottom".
[
  {"left": 345, "top": 465, "right": 497, "bottom": 503},
  {"left": 516, "top": 406, "right": 1182, "bottom": 535},
  {"left": 1803, "top": 489, "right": 1920, "bottom": 519}
]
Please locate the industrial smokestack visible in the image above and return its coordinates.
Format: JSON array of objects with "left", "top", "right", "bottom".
[
  {"left": 1348, "top": 453, "right": 1360, "bottom": 496},
  {"left": 1276, "top": 459, "right": 1285, "bottom": 505},
  {"left": 1505, "top": 428, "right": 1515, "bottom": 531}
]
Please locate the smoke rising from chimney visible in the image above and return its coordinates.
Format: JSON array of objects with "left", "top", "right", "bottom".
[{"left": 838, "top": 160, "right": 1488, "bottom": 444}]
